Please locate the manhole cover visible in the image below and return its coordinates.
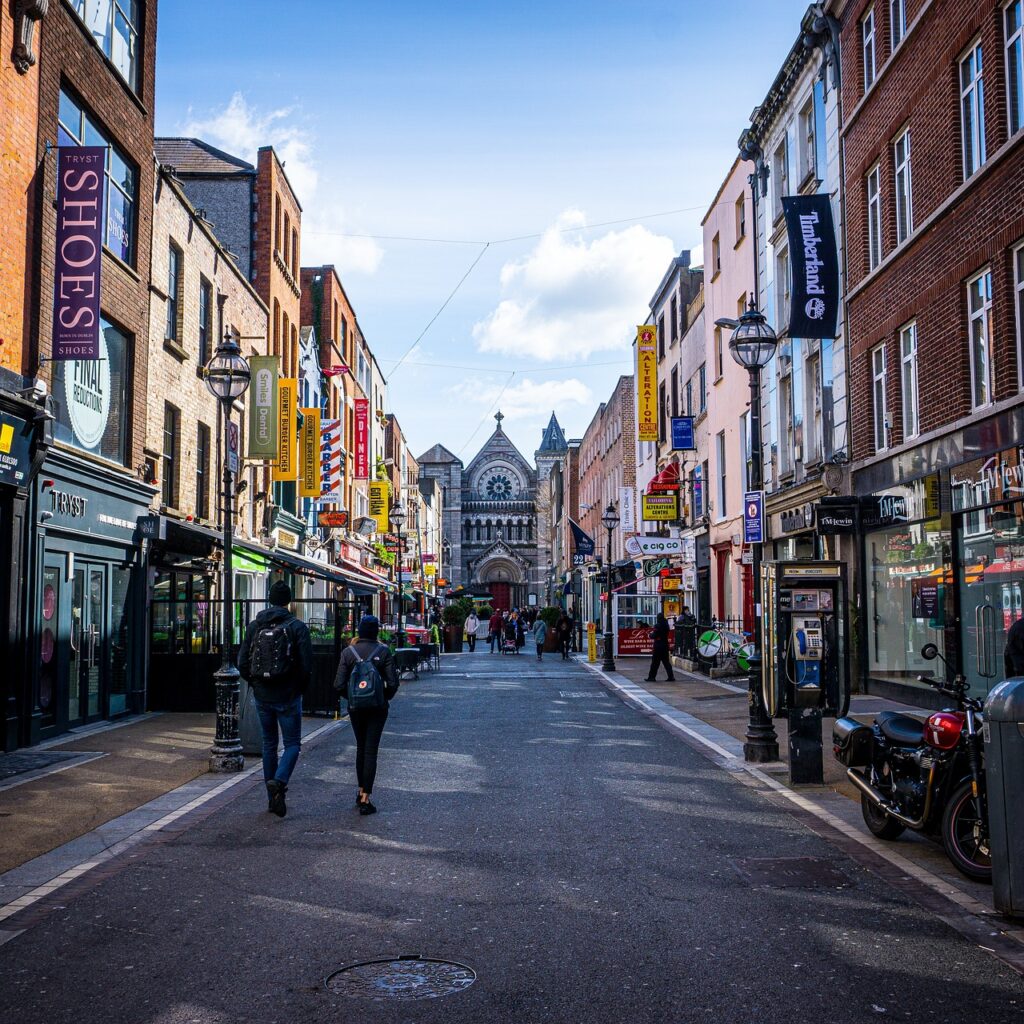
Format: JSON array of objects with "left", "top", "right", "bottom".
[
  {"left": 325, "top": 955, "right": 476, "bottom": 1000},
  {"left": 558, "top": 691, "right": 608, "bottom": 699},
  {"left": 731, "top": 857, "right": 850, "bottom": 888}
]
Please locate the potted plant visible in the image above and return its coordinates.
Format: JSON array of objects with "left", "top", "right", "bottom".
[
  {"left": 442, "top": 599, "right": 471, "bottom": 652},
  {"left": 539, "top": 606, "right": 563, "bottom": 652}
]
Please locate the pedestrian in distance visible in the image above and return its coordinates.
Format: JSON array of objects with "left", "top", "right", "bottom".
[
  {"left": 534, "top": 616, "right": 548, "bottom": 661},
  {"left": 677, "top": 605, "right": 698, "bottom": 660},
  {"left": 238, "top": 580, "right": 313, "bottom": 818},
  {"left": 488, "top": 607, "right": 503, "bottom": 653},
  {"left": 556, "top": 613, "right": 572, "bottom": 660},
  {"left": 465, "top": 610, "right": 480, "bottom": 652},
  {"left": 334, "top": 615, "right": 400, "bottom": 815},
  {"left": 645, "top": 612, "right": 676, "bottom": 683},
  {"left": 515, "top": 611, "right": 526, "bottom": 652}
]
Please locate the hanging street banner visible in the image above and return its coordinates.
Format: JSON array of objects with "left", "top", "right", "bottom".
[
  {"left": 53, "top": 147, "right": 106, "bottom": 360},
  {"left": 298, "top": 406, "right": 320, "bottom": 497},
  {"left": 671, "top": 416, "right": 695, "bottom": 451},
  {"left": 569, "top": 518, "right": 595, "bottom": 558},
  {"left": 619, "top": 486, "right": 636, "bottom": 533},
  {"left": 743, "top": 490, "right": 765, "bottom": 544},
  {"left": 636, "top": 325, "right": 658, "bottom": 442},
  {"left": 369, "top": 480, "right": 389, "bottom": 532},
  {"left": 248, "top": 356, "right": 279, "bottom": 458},
  {"left": 272, "top": 378, "right": 297, "bottom": 481},
  {"left": 642, "top": 493, "right": 679, "bottom": 521},
  {"left": 354, "top": 397, "right": 370, "bottom": 479},
  {"left": 783, "top": 193, "right": 840, "bottom": 339},
  {"left": 319, "top": 418, "right": 343, "bottom": 500}
]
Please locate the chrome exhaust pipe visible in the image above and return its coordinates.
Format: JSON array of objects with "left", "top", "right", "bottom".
[{"left": 847, "top": 765, "right": 936, "bottom": 829}]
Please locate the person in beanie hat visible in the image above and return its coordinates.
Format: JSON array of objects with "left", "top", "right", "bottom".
[
  {"left": 238, "top": 579, "right": 313, "bottom": 817},
  {"left": 335, "top": 615, "right": 399, "bottom": 814}
]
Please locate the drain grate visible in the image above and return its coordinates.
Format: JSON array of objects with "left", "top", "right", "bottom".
[
  {"left": 730, "top": 856, "right": 851, "bottom": 889},
  {"left": 325, "top": 955, "right": 476, "bottom": 1000},
  {"left": 558, "top": 691, "right": 610, "bottom": 699}
]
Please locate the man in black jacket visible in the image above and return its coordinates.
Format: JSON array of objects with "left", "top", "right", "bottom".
[{"left": 238, "top": 580, "right": 313, "bottom": 817}]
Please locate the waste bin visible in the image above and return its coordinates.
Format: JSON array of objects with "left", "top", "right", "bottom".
[{"left": 984, "top": 677, "right": 1024, "bottom": 918}]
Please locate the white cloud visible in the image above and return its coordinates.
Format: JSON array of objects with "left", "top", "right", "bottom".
[
  {"left": 448, "top": 376, "right": 593, "bottom": 421},
  {"left": 472, "top": 209, "right": 676, "bottom": 361},
  {"left": 181, "top": 93, "right": 383, "bottom": 277}
]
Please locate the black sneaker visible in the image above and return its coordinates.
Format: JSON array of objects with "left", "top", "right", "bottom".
[
  {"left": 267, "top": 780, "right": 287, "bottom": 817},
  {"left": 358, "top": 798, "right": 377, "bottom": 816}
]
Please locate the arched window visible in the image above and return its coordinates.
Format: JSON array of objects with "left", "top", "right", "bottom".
[
  {"left": 464, "top": 520, "right": 472, "bottom": 542},
  {"left": 527, "top": 520, "right": 533, "bottom": 542},
  {"left": 274, "top": 194, "right": 281, "bottom": 252},
  {"left": 272, "top": 299, "right": 281, "bottom": 358},
  {"left": 486, "top": 520, "right": 492, "bottom": 541},
  {"left": 291, "top": 227, "right": 299, "bottom": 276}
]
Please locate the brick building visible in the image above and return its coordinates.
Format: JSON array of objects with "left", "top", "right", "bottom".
[{"left": 835, "top": 0, "right": 1024, "bottom": 705}]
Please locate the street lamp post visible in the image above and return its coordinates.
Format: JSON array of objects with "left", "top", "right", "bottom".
[
  {"left": 390, "top": 501, "right": 407, "bottom": 646},
  {"left": 720, "top": 302, "right": 780, "bottom": 763},
  {"left": 203, "top": 332, "right": 251, "bottom": 772},
  {"left": 601, "top": 503, "right": 620, "bottom": 672}
]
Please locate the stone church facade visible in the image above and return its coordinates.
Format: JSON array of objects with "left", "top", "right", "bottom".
[{"left": 419, "top": 412, "right": 567, "bottom": 610}]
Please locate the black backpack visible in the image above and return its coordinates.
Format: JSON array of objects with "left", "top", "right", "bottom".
[
  {"left": 250, "top": 619, "right": 294, "bottom": 679},
  {"left": 347, "top": 644, "right": 388, "bottom": 710}
]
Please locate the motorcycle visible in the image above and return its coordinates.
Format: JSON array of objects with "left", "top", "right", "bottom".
[{"left": 832, "top": 643, "right": 990, "bottom": 882}]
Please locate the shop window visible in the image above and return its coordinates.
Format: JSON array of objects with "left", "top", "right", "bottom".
[
  {"left": 162, "top": 403, "right": 180, "bottom": 508},
  {"left": 867, "top": 164, "right": 882, "bottom": 271},
  {"left": 68, "top": 0, "right": 141, "bottom": 92},
  {"left": 968, "top": 269, "right": 993, "bottom": 409},
  {"left": 890, "top": 0, "right": 906, "bottom": 50},
  {"left": 894, "top": 130, "right": 913, "bottom": 245},
  {"left": 52, "top": 318, "right": 129, "bottom": 465},
  {"left": 862, "top": 7, "right": 876, "bottom": 90},
  {"left": 1015, "top": 244, "right": 1024, "bottom": 390},
  {"left": 872, "top": 344, "right": 889, "bottom": 452},
  {"left": 57, "top": 89, "right": 137, "bottom": 265},
  {"left": 960, "top": 41, "right": 987, "bottom": 179},
  {"left": 1008, "top": 1, "right": 1024, "bottom": 136},
  {"left": 900, "top": 322, "right": 919, "bottom": 438}
]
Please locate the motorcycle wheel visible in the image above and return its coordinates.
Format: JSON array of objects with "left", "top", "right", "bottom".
[
  {"left": 861, "top": 792, "right": 905, "bottom": 840},
  {"left": 940, "top": 780, "right": 992, "bottom": 883}
]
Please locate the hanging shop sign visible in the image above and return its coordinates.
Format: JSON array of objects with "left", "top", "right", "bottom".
[
  {"left": 617, "top": 627, "right": 654, "bottom": 656},
  {"left": 369, "top": 480, "right": 389, "bottom": 532},
  {"left": 671, "top": 416, "right": 695, "bottom": 451},
  {"left": 424, "top": 563, "right": 437, "bottom": 576},
  {"left": 248, "top": 356, "right": 279, "bottom": 458},
  {"left": 64, "top": 327, "right": 110, "bottom": 450},
  {"left": 317, "top": 510, "right": 349, "bottom": 528},
  {"left": 661, "top": 576, "right": 681, "bottom": 593},
  {"left": 354, "top": 397, "right": 369, "bottom": 479},
  {"left": 636, "top": 325, "right": 658, "bottom": 442},
  {"left": 569, "top": 518, "right": 595, "bottom": 558},
  {"left": 642, "top": 493, "right": 679, "bottom": 521},
  {"left": 815, "top": 496, "right": 859, "bottom": 534},
  {"left": 320, "top": 418, "right": 343, "bottom": 500},
  {"left": 620, "top": 486, "right": 636, "bottom": 533},
  {"left": 227, "top": 420, "right": 239, "bottom": 474},
  {"left": 272, "top": 378, "right": 297, "bottom": 481},
  {"left": 53, "top": 147, "right": 106, "bottom": 360},
  {"left": 782, "top": 193, "right": 840, "bottom": 339},
  {"left": 298, "top": 406, "right": 320, "bottom": 497},
  {"left": 642, "top": 557, "right": 671, "bottom": 578},
  {"left": 625, "top": 535, "right": 683, "bottom": 557},
  {"left": 743, "top": 490, "right": 764, "bottom": 544}
]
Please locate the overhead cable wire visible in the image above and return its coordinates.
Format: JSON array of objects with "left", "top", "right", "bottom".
[{"left": 456, "top": 372, "right": 517, "bottom": 457}]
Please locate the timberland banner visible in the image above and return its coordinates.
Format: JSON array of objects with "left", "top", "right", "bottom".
[
  {"left": 248, "top": 356, "right": 279, "bottom": 458},
  {"left": 782, "top": 194, "right": 840, "bottom": 339},
  {"left": 636, "top": 325, "right": 658, "bottom": 442},
  {"left": 53, "top": 147, "right": 106, "bottom": 360},
  {"left": 272, "top": 378, "right": 297, "bottom": 481}
]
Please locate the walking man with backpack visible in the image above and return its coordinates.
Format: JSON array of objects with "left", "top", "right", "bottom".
[
  {"left": 335, "top": 616, "right": 400, "bottom": 815},
  {"left": 238, "top": 580, "right": 313, "bottom": 818}
]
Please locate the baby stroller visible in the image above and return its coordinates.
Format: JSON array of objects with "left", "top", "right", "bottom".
[{"left": 501, "top": 628, "right": 518, "bottom": 655}]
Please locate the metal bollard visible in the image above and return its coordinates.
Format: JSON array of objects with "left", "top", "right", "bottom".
[{"left": 984, "top": 677, "right": 1024, "bottom": 918}]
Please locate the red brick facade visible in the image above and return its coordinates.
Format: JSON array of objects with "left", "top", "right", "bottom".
[{"left": 840, "top": 0, "right": 1024, "bottom": 460}]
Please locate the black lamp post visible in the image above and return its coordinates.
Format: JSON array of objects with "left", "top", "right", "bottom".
[
  {"left": 720, "top": 301, "right": 780, "bottom": 763},
  {"left": 203, "top": 332, "right": 251, "bottom": 772},
  {"left": 390, "top": 501, "right": 407, "bottom": 646},
  {"left": 601, "top": 503, "right": 620, "bottom": 672}
]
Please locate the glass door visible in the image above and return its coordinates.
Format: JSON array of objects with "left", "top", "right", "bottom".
[{"left": 69, "top": 563, "right": 107, "bottom": 725}]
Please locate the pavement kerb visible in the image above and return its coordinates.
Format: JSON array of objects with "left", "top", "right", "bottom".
[{"left": 576, "top": 655, "right": 1024, "bottom": 975}]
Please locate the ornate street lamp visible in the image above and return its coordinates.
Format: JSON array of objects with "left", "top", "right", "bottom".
[
  {"left": 600, "top": 503, "right": 620, "bottom": 672},
  {"left": 389, "top": 501, "right": 407, "bottom": 646},
  {"left": 203, "top": 332, "right": 251, "bottom": 772},
  {"left": 719, "top": 301, "right": 780, "bottom": 763}
]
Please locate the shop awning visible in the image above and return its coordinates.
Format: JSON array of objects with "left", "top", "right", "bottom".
[
  {"left": 646, "top": 462, "right": 681, "bottom": 494},
  {"left": 335, "top": 556, "right": 395, "bottom": 595}
]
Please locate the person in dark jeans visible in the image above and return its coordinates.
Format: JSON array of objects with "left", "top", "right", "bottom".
[
  {"left": 677, "top": 606, "right": 698, "bottom": 660},
  {"left": 645, "top": 612, "right": 676, "bottom": 682},
  {"left": 238, "top": 580, "right": 313, "bottom": 818},
  {"left": 335, "top": 615, "right": 400, "bottom": 815},
  {"left": 556, "top": 614, "right": 573, "bottom": 660}
]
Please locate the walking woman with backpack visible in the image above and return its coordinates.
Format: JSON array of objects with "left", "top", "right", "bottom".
[{"left": 334, "top": 616, "right": 400, "bottom": 815}]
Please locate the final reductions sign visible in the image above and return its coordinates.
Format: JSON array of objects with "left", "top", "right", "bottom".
[
  {"left": 53, "top": 147, "right": 106, "bottom": 360},
  {"left": 782, "top": 194, "right": 840, "bottom": 339}
]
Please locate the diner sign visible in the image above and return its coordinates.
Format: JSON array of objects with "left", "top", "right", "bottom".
[
  {"left": 53, "top": 147, "right": 106, "bottom": 360},
  {"left": 782, "top": 194, "right": 839, "bottom": 339},
  {"left": 636, "top": 325, "right": 658, "bottom": 442},
  {"left": 354, "top": 397, "right": 369, "bottom": 479}
]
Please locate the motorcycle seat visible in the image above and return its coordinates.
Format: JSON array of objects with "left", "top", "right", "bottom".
[{"left": 877, "top": 711, "right": 925, "bottom": 746}]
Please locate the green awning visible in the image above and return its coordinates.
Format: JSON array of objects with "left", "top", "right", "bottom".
[{"left": 232, "top": 548, "right": 270, "bottom": 573}]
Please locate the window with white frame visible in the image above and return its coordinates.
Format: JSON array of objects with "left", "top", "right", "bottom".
[
  {"left": 900, "top": 321, "right": 919, "bottom": 439},
  {"left": 800, "top": 100, "right": 816, "bottom": 181},
  {"left": 863, "top": 8, "right": 877, "bottom": 90},
  {"left": 716, "top": 431, "right": 727, "bottom": 518},
  {"left": 968, "top": 269, "right": 994, "bottom": 409},
  {"left": 894, "top": 131, "right": 913, "bottom": 244},
  {"left": 1007, "top": 1, "right": 1024, "bottom": 136},
  {"left": 772, "top": 138, "right": 788, "bottom": 220},
  {"left": 807, "top": 351, "right": 822, "bottom": 462},
  {"left": 740, "top": 410, "right": 752, "bottom": 493},
  {"left": 960, "top": 42, "right": 987, "bottom": 179},
  {"left": 68, "top": 0, "right": 141, "bottom": 92},
  {"left": 867, "top": 164, "right": 882, "bottom": 270},
  {"left": 1015, "top": 243, "right": 1024, "bottom": 389},
  {"left": 776, "top": 249, "right": 791, "bottom": 327},
  {"left": 890, "top": 0, "right": 906, "bottom": 50},
  {"left": 872, "top": 345, "right": 888, "bottom": 452},
  {"left": 780, "top": 375, "right": 794, "bottom": 474}
]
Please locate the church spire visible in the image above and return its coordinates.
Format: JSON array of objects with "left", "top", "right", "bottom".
[{"left": 536, "top": 412, "right": 568, "bottom": 454}]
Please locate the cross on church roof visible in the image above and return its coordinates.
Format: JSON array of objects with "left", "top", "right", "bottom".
[{"left": 495, "top": 410, "right": 504, "bottom": 427}]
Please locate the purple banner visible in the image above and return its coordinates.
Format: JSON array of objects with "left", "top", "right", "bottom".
[{"left": 53, "top": 146, "right": 105, "bottom": 360}]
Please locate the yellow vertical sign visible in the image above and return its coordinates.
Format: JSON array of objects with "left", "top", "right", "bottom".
[
  {"left": 636, "top": 324, "right": 658, "bottom": 442},
  {"left": 273, "top": 379, "right": 297, "bottom": 481},
  {"left": 298, "top": 406, "right": 320, "bottom": 497},
  {"left": 368, "top": 480, "right": 389, "bottom": 532},
  {"left": 587, "top": 621, "right": 597, "bottom": 663}
]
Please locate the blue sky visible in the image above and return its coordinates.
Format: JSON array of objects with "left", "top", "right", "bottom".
[{"left": 155, "top": 0, "right": 810, "bottom": 463}]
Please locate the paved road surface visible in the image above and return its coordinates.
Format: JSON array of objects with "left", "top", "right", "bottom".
[{"left": 2, "top": 648, "right": 1022, "bottom": 1022}]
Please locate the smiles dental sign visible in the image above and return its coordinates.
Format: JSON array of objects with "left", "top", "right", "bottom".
[{"left": 53, "top": 147, "right": 106, "bottom": 360}]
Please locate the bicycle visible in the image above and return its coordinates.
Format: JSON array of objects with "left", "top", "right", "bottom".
[{"left": 695, "top": 620, "right": 755, "bottom": 672}]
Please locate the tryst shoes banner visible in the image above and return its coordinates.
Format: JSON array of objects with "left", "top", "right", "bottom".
[
  {"left": 298, "top": 406, "right": 321, "bottom": 497},
  {"left": 368, "top": 480, "right": 389, "bottom": 532},
  {"left": 354, "top": 398, "right": 369, "bottom": 479},
  {"left": 248, "top": 356, "right": 279, "bottom": 458},
  {"left": 272, "top": 378, "right": 297, "bottom": 481},
  {"left": 636, "top": 325, "right": 658, "bottom": 442},
  {"left": 53, "top": 147, "right": 106, "bottom": 360},
  {"left": 783, "top": 194, "right": 840, "bottom": 339}
]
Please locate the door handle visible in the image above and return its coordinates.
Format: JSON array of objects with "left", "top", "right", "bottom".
[
  {"left": 70, "top": 620, "right": 80, "bottom": 654},
  {"left": 87, "top": 625, "right": 98, "bottom": 669},
  {"left": 978, "top": 603, "right": 996, "bottom": 678}
]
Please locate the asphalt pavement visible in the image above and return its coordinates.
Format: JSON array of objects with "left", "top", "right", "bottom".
[{"left": 2, "top": 644, "right": 1022, "bottom": 1023}]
